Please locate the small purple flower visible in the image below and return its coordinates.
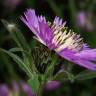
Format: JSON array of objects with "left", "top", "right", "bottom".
[
  {"left": 20, "top": 9, "right": 96, "bottom": 70},
  {"left": 21, "top": 81, "right": 34, "bottom": 96},
  {"left": 12, "top": 81, "right": 19, "bottom": 93},
  {"left": 44, "top": 81, "right": 61, "bottom": 91},
  {"left": 0, "top": 84, "right": 9, "bottom": 96},
  {"left": 76, "top": 11, "right": 86, "bottom": 27},
  {"left": 3, "top": 0, "right": 22, "bottom": 10},
  {"left": 76, "top": 11, "right": 93, "bottom": 31}
]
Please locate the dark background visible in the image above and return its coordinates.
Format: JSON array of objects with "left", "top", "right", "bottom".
[{"left": 0, "top": 0, "right": 96, "bottom": 96}]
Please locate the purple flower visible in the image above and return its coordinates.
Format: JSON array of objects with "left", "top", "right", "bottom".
[
  {"left": 44, "top": 81, "right": 61, "bottom": 91},
  {"left": 21, "top": 81, "right": 34, "bottom": 96},
  {"left": 76, "top": 11, "right": 93, "bottom": 31},
  {"left": 12, "top": 81, "right": 19, "bottom": 93},
  {"left": 76, "top": 11, "right": 86, "bottom": 27},
  {"left": 20, "top": 9, "right": 96, "bottom": 70},
  {"left": 0, "top": 84, "right": 9, "bottom": 96},
  {"left": 3, "top": 0, "right": 22, "bottom": 10}
]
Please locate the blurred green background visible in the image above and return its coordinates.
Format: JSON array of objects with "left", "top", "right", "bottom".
[{"left": 0, "top": 0, "right": 96, "bottom": 96}]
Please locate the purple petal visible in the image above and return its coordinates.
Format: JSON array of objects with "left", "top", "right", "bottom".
[
  {"left": 38, "top": 21, "right": 54, "bottom": 49},
  {"left": 74, "top": 59, "right": 96, "bottom": 70},
  {"left": 20, "top": 9, "right": 39, "bottom": 35},
  {"left": 54, "top": 16, "right": 66, "bottom": 26},
  {"left": 54, "top": 16, "right": 62, "bottom": 25},
  {"left": 82, "top": 43, "right": 90, "bottom": 50},
  {"left": 38, "top": 15, "right": 46, "bottom": 23},
  {"left": 20, "top": 9, "right": 55, "bottom": 49},
  {"left": 57, "top": 48, "right": 96, "bottom": 70},
  {"left": 75, "top": 49, "right": 96, "bottom": 61}
]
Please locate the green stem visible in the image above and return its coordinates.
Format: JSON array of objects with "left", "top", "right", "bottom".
[
  {"left": 37, "top": 83, "right": 44, "bottom": 96},
  {"left": 67, "top": 62, "right": 73, "bottom": 72}
]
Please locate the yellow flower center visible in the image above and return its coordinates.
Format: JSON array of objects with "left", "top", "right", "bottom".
[{"left": 50, "top": 23, "right": 83, "bottom": 52}]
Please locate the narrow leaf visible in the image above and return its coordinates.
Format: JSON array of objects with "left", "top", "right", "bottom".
[
  {"left": 0, "top": 48, "right": 33, "bottom": 77},
  {"left": 53, "top": 71, "right": 75, "bottom": 82},
  {"left": 28, "top": 75, "right": 40, "bottom": 93},
  {"left": 45, "top": 55, "right": 58, "bottom": 78},
  {"left": 9, "top": 47, "right": 24, "bottom": 52},
  {"left": 75, "top": 70, "right": 96, "bottom": 81},
  {"left": 1, "top": 19, "right": 30, "bottom": 51}
]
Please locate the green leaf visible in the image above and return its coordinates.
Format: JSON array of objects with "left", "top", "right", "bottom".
[
  {"left": 53, "top": 71, "right": 68, "bottom": 81},
  {"left": 1, "top": 20, "right": 36, "bottom": 74},
  {"left": 0, "top": 48, "right": 33, "bottom": 78},
  {"left": 9, "top": 48, "right": 36, "bottom": 75},
  {"left": 45, "top": 55, "right": 58, "bottom": 78},
  {"left": 28, "top": 75, "right": 40, "bottom": 93},
  {"left": 75, "top": 70, "right": 96, "bottom": 81},
  {"left": 53, "top": 71, "right": 75, "bottom": 83},
  {"left": 9, "top": 47, "right": 24, "bottom": 52},
  {"left": 1, "top": 19, "right": 30, "bottom": 51},
  {"left": 0, "top": 51, "right": 16, "bottom": 78}
]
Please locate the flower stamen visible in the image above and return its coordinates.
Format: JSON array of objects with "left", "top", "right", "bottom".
[{"left": 50, "top": 23, "right": 83, "bottom": 52}]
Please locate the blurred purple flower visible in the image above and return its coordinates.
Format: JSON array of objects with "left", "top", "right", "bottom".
[
  {"left": 76, "top": 11, "right": 93, "bottom": 31},
  {"left": 76, "top": 11, "right": 86, "bottom": 27},
  {"left": 12, "top": 81, "right": 19, "bottom": 94},
  {"left": 3, "top": 0, "right": 22, "bottom": 10},
  {"left": 44, "top": 81, "right": 61, "bottom": 91},
  {"left": 0, "top": 84, "right": 9, "bottom": 96},
  {"left": 20, "top": 9, "right": 96, "bottom": 70},
  {"left": 21, "top": 81, "right": 34, "bottom": 96}
]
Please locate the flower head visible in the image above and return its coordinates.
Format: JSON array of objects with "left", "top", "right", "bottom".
[{"left": 20, "top": 9, "right": 96, "bottom": 70}]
